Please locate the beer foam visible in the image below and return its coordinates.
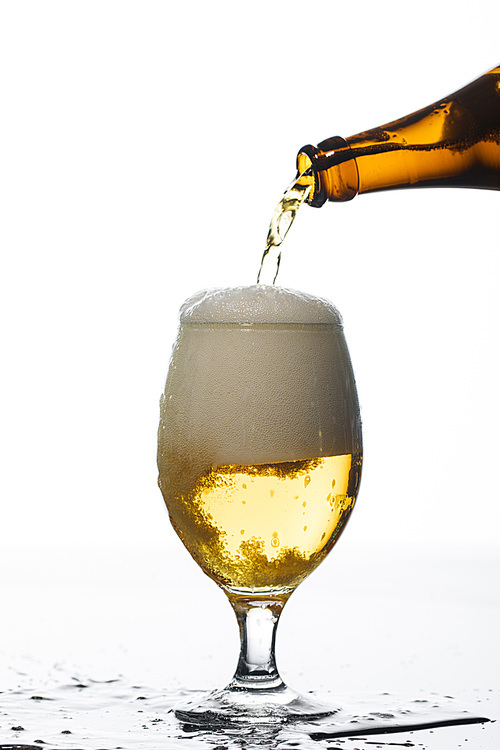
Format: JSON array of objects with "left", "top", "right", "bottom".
[
  {"left": 158, "top": 286, "right": 361, "bottom": 502},
  {"left": 179, "top": 285, "right": 342, "bottom": 325}
]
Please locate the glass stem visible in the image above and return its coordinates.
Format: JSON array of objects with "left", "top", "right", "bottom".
[{"left": 228, "top": 596, "right": 288, "bottom": 691}]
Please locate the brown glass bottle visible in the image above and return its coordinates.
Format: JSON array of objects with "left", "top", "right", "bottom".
[{"left": 297, "top": 66, "right": 500, "bottom": 206}]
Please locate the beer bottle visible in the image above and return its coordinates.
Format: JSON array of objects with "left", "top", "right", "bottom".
[{"left": 297, "top": 66, "right": 500, "bottom": 206}]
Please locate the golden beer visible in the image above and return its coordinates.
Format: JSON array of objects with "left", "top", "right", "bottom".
[{"left": 164, "top": 453, "right": 361, "bottom": 593}]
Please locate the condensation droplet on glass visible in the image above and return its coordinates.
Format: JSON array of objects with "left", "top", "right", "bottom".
[{"left": 304, "top": 476, "right": 311, "bottom": 488}]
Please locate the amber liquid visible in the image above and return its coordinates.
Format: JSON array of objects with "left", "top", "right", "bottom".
[
  {"left": 166, "top": 453, "right": 362, "bottom": 594},
  {"left": 298, "top": 65, "right": 500, "bottom": 205}
]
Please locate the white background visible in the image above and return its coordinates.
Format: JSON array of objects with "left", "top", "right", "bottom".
[{"left": 0, "top": 1, "right": 499, "bottom": 734}]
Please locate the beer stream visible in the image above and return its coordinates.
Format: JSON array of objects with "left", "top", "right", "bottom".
[{"left": 257, "top": 169, "right": 312, "bottom": 285}]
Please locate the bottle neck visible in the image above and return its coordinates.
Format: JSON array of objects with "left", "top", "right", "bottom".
[{"left": 297, "top": 136, "right": 359, "bottom": 206}]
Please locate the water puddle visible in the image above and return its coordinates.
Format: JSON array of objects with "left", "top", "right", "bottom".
[{"left": 0, "top": 666, "right": 491, "bottom": 749}]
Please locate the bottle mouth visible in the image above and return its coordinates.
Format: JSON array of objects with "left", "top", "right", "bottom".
[
  {"left": 297, "top": 137, "right": 359, "bottom": 205},
  {"left": 296, "top": 146, "right": 327, "bottom": 207}
]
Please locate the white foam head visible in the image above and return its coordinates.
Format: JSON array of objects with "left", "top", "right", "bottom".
[
  {"left": 180, "top": 285, "right": 342, "bottom": 325},
  {"left": 158, "top": 286, "right": 361, "bottom": 497}
]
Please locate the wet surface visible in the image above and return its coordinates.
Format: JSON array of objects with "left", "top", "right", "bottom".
[
  {"left": 1, "top": 547, "right": 498, "bottom": 749},
  {"left": 0, "top": 666, "right": 494, "bottom": 750}
]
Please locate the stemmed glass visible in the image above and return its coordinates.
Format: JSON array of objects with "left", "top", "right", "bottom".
[{"left": 157, "top": 285, "right": 362, "bottom": 725}]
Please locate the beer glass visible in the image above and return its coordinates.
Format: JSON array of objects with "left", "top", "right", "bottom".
[{"left": 157, "top": 285, "right": 362, "bottom": 724}]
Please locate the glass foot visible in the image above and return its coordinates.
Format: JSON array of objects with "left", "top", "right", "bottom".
[{"left": 174, "top": 681, "right": 340, "bottom": 726}]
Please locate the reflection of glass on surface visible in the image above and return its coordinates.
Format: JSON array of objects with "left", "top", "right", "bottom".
[
  {"left": 157, "top": 285, "right": 363, "bottom": 723},
  {"left": 1, "top": 662, "right": 492, "bottom": 748}
]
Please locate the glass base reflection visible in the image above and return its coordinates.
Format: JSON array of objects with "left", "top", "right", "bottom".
[{"left": 174, "top": 680, "right": 339, "bottom": 725}]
